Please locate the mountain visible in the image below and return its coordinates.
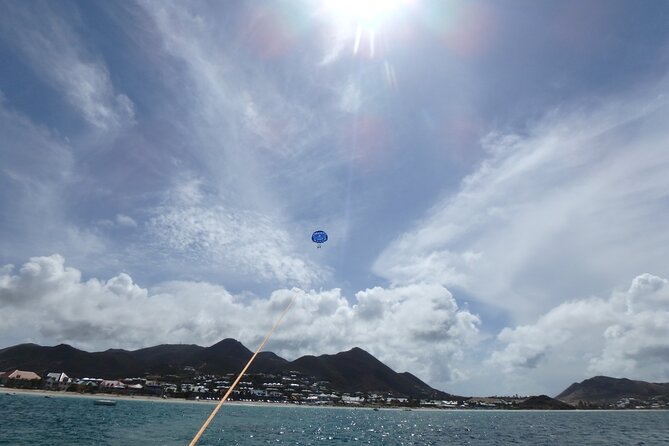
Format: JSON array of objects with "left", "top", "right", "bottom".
[
  {"left": 0, "top": 340, "right": 448, "bottom": 399},
  {"left": 183, "top": 338, "right": 253, "bottom": 374},
  {"left": 284, "top": 347, "right": 455, "bottom": 400},
  {"left": 129, "top": 343, "right": 203, "bottom": 366},
  {"left": 0, "top": 339, "right": 275, "bottom": 379},
  {"left": 556, "top": 376, "right": 669, "bottom": 404},
  {"left": 517, "top": 395, "right": 574, "bottom": 410},
  {"left": 0, "top": 343, "right": 147, "bottom": 378}
]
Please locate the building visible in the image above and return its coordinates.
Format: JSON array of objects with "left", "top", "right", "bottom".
[
  {"left": 44, "top": 372, "right": 70, "bottom": 390},
  {"left": 2, "top": 370, "right": 41, "bottom": 388},
  {"left": 100, "top": 380, "right": 127, "bottom": 392}
]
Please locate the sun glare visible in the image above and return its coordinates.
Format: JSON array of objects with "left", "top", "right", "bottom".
[
  {"left": 322, "top": 0, "right": 413, "bottom": 58},
  {"left": 325, "top": 0, "right": 409, "bottom": 29}
]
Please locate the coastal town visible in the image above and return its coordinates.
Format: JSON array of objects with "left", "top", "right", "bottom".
[
  {"left": 2, "top": 368, "right": 668, "bottom": 410},
  {"left": 1, "top": 367, "right": 462, "bottom": 408}
]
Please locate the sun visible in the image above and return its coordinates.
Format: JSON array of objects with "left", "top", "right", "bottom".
[
  {"left": 321, "top": 0, "right": 412, "bottom": 58},
  {"left": 324, "top": 0, "right": 409, "bottom": 30}
]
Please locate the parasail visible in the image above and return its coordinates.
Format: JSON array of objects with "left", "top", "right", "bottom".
[{"left": 311, "top": 230, "right": 328, "bottom": 247}]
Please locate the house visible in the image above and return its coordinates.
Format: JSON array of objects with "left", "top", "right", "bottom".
[
  {"left": 100, "top": 380, "right": 127, "bottom": 392},
  {"left": 74, "top": 378, "right": 102, "bottom": 391},
  {"left": 44, "top": 372, "right": 70, "bottom": 390},
  {"left": 342, "top": 395, "right": 365, "bottom": 404},
  {"left": 144, "top": 381, "right": 164, "bottom": 396},
  {"left": 126, "top": 383, "right": 143, "bottom": 391},
  {"left": 7, "top": 370, "right": 41, "bottom": 381},
  {"left": 250, "top": 389, "right": 268, "bottom": 397},
  {"left": 3, "top": 370, "right": 41, "bottom": 388}
]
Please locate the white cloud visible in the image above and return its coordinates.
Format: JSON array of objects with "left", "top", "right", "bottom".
[
  {"left": 116, "top": 1, "right": 354, "bottom": 287},
  {"left": 138, "top": 1, "right": 352, "bottom": 216},
  {"left": 319, "top": 26, "right": 350, "bottom": 66},
  {"left": 148, "top": 203, "right": 320, "bottom": 287},
  {"left": 339, "top": 79, "right": 362, "bottom": 113},
  {"left": 0, "top": 255, "right": 480, "bottom": 390},
  {"left": 263, "top": 283, "right": 481, "bottom": 385},
  {"left": 0, "top": 95, "right": 74, "bottom": 188},
  {"left": 115, "top": 214, "right": 137, "bottom": 227},
  {"left": 374, "top": 80, "right": 669, "bottom": 321},
  {"left": 1, "top": 1, "right": 355, "bottom": 290},
  {"left": 0, "top": 2, "right": 134, "bottom": 130},
  {"left": 0, "top": 96, "right": 109, "bottom": 267},
  {"left": 140, "top": 1, "right": 326, "bottom": 161},
  {"left": 146, "top": 177, "right": 322, "bottom": 287},
  {"left": 489, "top": 273, "right": 669, "bottom": 388}
]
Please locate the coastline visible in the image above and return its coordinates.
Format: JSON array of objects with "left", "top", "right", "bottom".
[
  {"left": 6, "top": 390, "right": 664, "bottom": 412},
  {"left": 0, "top": 388, "right": 362, "bottom": 409},
  {"left": 1, "top": 388, "right": 442, "bottom": 411},
  {"left": 2, "top": 388, "right": 269, "bottom": 406}
]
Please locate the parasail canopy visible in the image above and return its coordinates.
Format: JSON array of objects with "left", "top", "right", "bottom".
[{"left": 311, "top": 230, "right": 328, "bottom": 246}]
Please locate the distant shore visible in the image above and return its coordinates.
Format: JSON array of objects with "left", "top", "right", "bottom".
[
  {"left": 5, "top": 387, "right": 195, "bottom": 403},
  {"left": 0, "top": 388, "right": 379, "bottom": 409},
  {"left": 2, "top": 388, "right": 279, "bottom": 407},
  {"left": 2, "top": 388, "right": 444, "bottom": 411}
]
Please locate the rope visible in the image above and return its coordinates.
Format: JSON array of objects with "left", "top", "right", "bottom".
[{"left": 187, "top": 294, "right": 297, "bottom": 446}]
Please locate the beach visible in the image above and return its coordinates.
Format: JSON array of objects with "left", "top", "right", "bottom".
[
  {"left": 2, "top": 387, "right": 445, "bottom": 413},
  {"left": 3, "top": 387, "right": 264, "bottom": 406}
]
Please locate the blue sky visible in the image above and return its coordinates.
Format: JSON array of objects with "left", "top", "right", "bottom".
[{"left": 1, "top": 0, "right": 669, "bottom": 396}]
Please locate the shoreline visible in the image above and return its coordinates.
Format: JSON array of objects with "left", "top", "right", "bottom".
[
  {"left": 1, "top": 388, "right": 442, "bottom": 411},
  {"left": 2, "top": 388, "right": 311, "bottom": 407},
  {"left": 7, "top": 388, "right": 663, "bottom": 411},
  {"left": 0, "top": 388, "right": 376, "bottom": 409},
  {"left": 3, "top": 387, "right": 214, "bottom": 405}
]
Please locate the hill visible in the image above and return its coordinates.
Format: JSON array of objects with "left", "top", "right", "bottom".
[
  {"left": 556, "top": 376, "right": 669, "bottom": 405},
  {"left": 0, "top": 340, "right": 449, "bottom": 399},
  {"left": 0, "top": 343, "right": 141, "bottom": 378},
  {"left": 281, "top": 347, "right": 455, "bottom": 400},
  {"left": 517, "top": 395, "right": 574, "bottom": 410}
]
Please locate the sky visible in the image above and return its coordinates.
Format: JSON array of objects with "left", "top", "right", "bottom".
[{"left": 1, "top": 0, "right": 669, "bottom": 397}]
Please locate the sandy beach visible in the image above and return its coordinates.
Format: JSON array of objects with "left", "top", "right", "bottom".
[
  {"left": 2, "top": 387, "right": 275, "bottom": 406},
  {"left": 2, "top": 388, "right": 432, "bottom": 411},
  {"left": 2, "top": 388, "right": 377, "bottom": 409}
]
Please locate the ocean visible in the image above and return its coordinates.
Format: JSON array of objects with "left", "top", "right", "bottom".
[{"left": 1, "top": 392, "right": 669, "bottom": 445}]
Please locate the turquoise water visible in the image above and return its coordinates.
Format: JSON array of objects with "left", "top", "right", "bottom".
[{"left": 2, "top": 393, "right": 669, "bottom": 445}]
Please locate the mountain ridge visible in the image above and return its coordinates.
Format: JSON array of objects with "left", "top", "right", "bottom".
[
  {"left": 0, "top": 340, "right": 451, "bottom": 399},
  {"left": 556, "top": 375, "right": 669, "bottom": 405}
]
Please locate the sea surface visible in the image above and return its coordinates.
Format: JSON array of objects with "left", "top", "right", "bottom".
[{"left": 2, "top": 392, "right": 669, "bottom": 445}]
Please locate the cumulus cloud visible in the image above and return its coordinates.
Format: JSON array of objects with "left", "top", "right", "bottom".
[
  {"left": 490, "top": 273, "right": 669, "bottom": 385},
  {"left": 0, "top": 2, "right": 134, "bottom": 130},
  {"left": 374, "top": 80, "right": 669, "bottom": 320},
  {"left": 0, "top": 255, "right": 479, "bottom": 388},
  {"left": 266, "top": 283, "right": 481, "bottom": 385}
]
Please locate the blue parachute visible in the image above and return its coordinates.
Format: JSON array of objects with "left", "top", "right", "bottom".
[{"left": 311, "top": 230, "right": 328, "bottom": 248}]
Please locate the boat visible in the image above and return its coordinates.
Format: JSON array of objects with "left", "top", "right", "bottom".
[{"left": 94, "top": 399, "right": 117, "bottom": 406}]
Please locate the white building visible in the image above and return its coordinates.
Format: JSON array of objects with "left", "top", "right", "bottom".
[{"left": 44, "top": 372, "right": 70, "bottom": 390}]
